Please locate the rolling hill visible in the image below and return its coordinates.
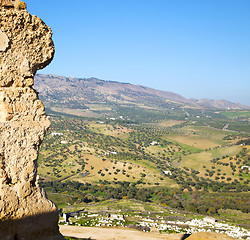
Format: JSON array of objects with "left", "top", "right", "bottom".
[{"left": 34, "top": 74, "right": 249, "bottom": 119}]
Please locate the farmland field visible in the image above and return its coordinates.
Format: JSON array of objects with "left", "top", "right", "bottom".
[{"left": 220, "top": 111, "right": 250, "bottom": 118}]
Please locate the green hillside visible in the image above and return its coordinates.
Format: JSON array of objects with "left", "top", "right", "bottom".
[{"left": 38, "top": 113, "right": 250, "bottom": 227}]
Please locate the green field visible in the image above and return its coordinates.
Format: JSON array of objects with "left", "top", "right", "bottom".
[{"left": 220, "top": 110, "right": 250, "bottom": 118}]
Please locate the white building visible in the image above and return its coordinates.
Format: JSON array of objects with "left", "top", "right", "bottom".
[
  {"left": 241, "top": 166, "right": 250, "bottom": 171},
  {"left": 163, "top": 171, "right": 172, "bottom": 176},
  {"left": 51, "top": 132, "right": 62, "bottom": 136},
  {"left": 105, "top": 151, "right": 117, "bottom": 155},
  {"left": 203, "top": 217, "right": 216, "bottom": 224},
  {"left": 63, "top": 213, "right": 69, "bottom": 223}
]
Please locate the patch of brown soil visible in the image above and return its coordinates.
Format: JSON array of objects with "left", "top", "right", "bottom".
[{"left": 60, "top": 225, "right": 186, "bottom": 240}]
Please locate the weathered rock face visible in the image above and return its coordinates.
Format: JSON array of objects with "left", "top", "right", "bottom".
[{"left": 0, "top": 4, "right": 64, "bottom": 240}]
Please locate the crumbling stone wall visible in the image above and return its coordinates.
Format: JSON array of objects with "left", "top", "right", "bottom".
[{"left": 0, "top": 3, "right": 64, "bottom": 240}]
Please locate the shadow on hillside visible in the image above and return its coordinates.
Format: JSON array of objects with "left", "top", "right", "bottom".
[
  {"left": 181, "top": 234, "right": 191, "bottom": 240},
  {"left": 0, "top": 210, "right": 64, "bottom": 240}
]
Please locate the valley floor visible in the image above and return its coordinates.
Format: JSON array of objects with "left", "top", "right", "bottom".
[{"left": 60, "top": 225, "right": 187, "bottom": 240}]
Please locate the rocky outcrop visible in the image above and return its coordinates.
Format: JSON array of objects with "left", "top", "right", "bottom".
[
  {"left": 0, "top": 2, "right": 64, "bottom": 240},
  {"left": 186, "top": 232, "right": 235, "bottom": 240}
]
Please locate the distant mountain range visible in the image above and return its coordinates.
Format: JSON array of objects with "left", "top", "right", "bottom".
[
  {"left": 188, "top": 98, "right": 249, "bottom": 109},
  {"left": 34, "top": 75, "right": 249, "bottom": 116}
]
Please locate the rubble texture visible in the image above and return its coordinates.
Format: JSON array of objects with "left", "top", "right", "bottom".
[{"left": 0, "top": 4, "right": 64, "bottom": 240}]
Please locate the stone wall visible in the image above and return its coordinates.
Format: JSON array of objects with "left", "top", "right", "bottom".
[{"left": 0, "top": 3, "right": 64, "bottom": 240}]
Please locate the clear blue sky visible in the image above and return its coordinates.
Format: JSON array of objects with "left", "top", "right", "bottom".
[{"left": 26, "top": 0, "right": 250, "bottom": 106}]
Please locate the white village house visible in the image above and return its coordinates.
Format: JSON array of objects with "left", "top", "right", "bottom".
[
  {"left": 241, "top": 166, "right": 250, "bottom": 171},
  {"left": 163, "top": 171, "right": 172, "bottom": 176},
  {"left": 51, "top": 132, "right": 62, "bottom": 136}
]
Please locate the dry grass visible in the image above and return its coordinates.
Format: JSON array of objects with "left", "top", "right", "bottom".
[
  {"left": 158, "top": 120, "right": 186, "bottom": 127},
  {"left": 167, "top": 135, "right": 220, "bottom": 149},
  {"left": 85, "top": 104, "right": 112, "bottom": 111},
  {"left": 69, "top": 154, "right": 174, "bottom": 186},
  {"left": 178, "top": 145, "right": 245, "bottom": 182},
  {"left": 50, "top": 107, "right": 99, "bottom": 118}
]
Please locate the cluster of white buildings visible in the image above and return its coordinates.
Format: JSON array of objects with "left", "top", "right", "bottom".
[
  {"left": 104, "top": 151, "right": 117, "bottom": 155},
  {"left": 63, "top": 213, "right": 126, "bottom": 228},
  {"left": 107, "top": 116, "right": 124, "bottom": 121},
  {"left": 51, "top": 132, "right": 69, "bottom": 144},
  {"left": 139, "top": 217, "right": 250, "bottom": 239},
  {"left": 62, "top": 212, "right": 250, "bottom": 239}
]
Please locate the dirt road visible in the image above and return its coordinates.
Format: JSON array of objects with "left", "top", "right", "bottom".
[{"left": 60, "top": 225, "right": 187, "bottom": 240}]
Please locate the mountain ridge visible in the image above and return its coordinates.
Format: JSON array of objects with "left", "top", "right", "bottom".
[{"left": 34, "top": 74, "right": 249, "bottom": 111}]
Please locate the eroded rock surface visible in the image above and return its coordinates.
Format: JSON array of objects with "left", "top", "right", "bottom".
[
  {"left": 0, "top": 3, "right": 64, "bottom": 240},
  {"left": 0, "top": 29, "right": 9, "bottom": 51}
]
